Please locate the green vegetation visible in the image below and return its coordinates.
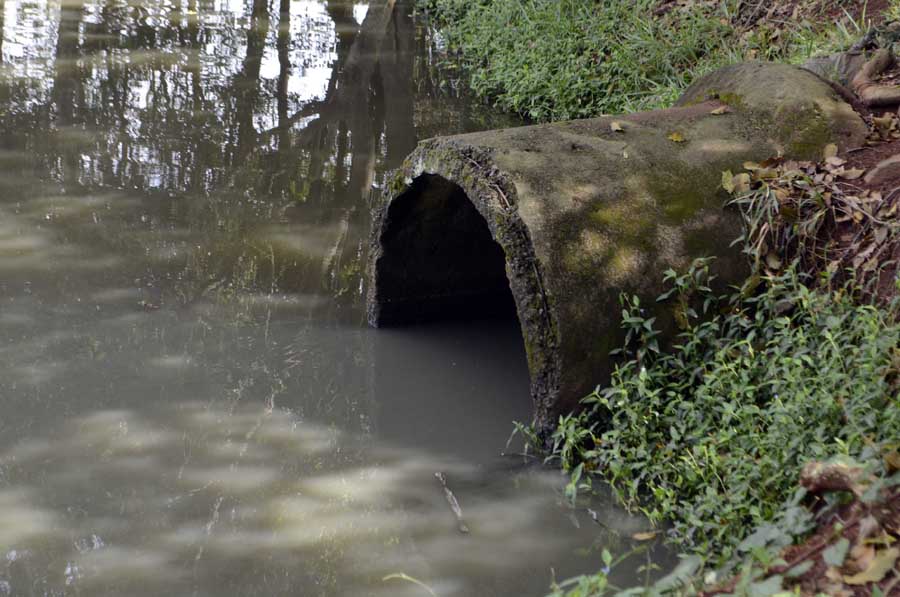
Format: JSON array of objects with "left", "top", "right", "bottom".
[
  {"left": 550, "top": 260, "right": 899, "bottom": 558},
  {"left": 539, "top": 156, "right": 900, "bottom": 593},
  {"left": 418, "top": 0, "right": 869, "bottom": 121}
]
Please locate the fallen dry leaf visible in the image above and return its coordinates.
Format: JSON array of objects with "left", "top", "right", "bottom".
[
  {"left": 857, "top": 515, "right": 881, "bottom": 542},
  {"left": 631, "top": 531, "right": 659, "bottom": 541},
  {"left": 610, "top": 121, "right": 624, "bottom": 133},
  {"left": 709, "top": 106, "right": 730, "bottom": 115},
  {"left": 843, "top": 547, "right": 898, "bottom": 585},
  {"left": 733, "top": 173, "right": 751, "bottom": 193},
  {"left": 839, "top": 168, "right": 865, "bottom": 180},
  {"left": 862, "top": 533, "right": 897, "bottom": 548},
  {"left": 873, "top": 115, "right": 894, "bottom": 131},
  {"left": 825, "top": 566, "right": 843, "bottom": 582},
  {"left": 667, "top": 132, "right": 686, "bottom": 143},
  {"left": 850, "top": 543, "right": 876, "bottom": 573},
  {"left": 886, "top": 450, "right": 900, "bottom": 473}
]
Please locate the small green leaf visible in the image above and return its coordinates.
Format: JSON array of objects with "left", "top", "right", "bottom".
[
  {"left": 748, "top": 575, "right": 783, "bottom": 596},
  {"left": 722, "top": 170, "right": 735, "bottom": 193},
  {"left": 653, "top": 556, "right": 702, "bottom": 591},
  {"left": 785, "top": 560, "right": 813, "bottom": 578},
  {"left": 823, "top": 537, "right": 849, "bottom": 567}
]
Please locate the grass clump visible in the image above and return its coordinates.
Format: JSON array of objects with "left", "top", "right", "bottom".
[
  {"left": 418, "top": 0, "right": 875, "bottom": 121},
  {"left": 420, "top": 0, "right": 727, "bottom": 120}
]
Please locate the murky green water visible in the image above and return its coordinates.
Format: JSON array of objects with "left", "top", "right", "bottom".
[{"left": 0, "top": 1, "right": 666, "bottom": 595}]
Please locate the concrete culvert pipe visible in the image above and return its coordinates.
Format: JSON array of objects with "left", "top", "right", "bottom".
[{"left": 367, "top": 62, "right": 867, "bottom": 435}]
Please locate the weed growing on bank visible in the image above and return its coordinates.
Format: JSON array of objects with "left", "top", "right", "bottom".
[
  {"left": 549, "top": 259, "right": 900, "bottom": 567},
  {"left": 536, "top": 133, "right": 900, "bottom": 596},
  {"left": 417, "top": 0, "right": 870, "bottom": 121}
]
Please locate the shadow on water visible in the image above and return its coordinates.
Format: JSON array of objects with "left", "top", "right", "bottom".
[
  {"left": 0, "top": 0, "right": 671, "bottom": 594},
  {"left": 0, "top": 402, "right": 668, "bottom": 597}
]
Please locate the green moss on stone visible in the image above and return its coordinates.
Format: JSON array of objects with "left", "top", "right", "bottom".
[
  {"left": 715, "top": 92, "right": 745, "bottom": 109},
  {"left": 387, "top": 170, "right": 409, "bottom": 196},
  {"left": 781, "top": 105, "right": 833, "bottom": 160},
  {"left": 642, "top": 164, "right": 723, "bottom": 224}
]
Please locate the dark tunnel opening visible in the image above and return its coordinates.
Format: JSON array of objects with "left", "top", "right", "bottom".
[{"left": 373, "top": 174, "right": 518, "bottom": 325}]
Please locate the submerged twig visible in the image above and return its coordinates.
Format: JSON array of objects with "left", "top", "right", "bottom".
[
  {"left": 435, "top": 472, "right": 470, "bottom": 534},
  {"left": 382, "top": 573, "right": 438, "bottom": 596}
]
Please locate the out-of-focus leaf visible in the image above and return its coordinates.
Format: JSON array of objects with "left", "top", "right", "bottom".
[
  {"left": 748, "top": 575, "right": 783, "bottom": 596},
  {"left": 839, "top": 168, "right": 865, "bottom": 180},
  {"left": 823, "top": 537, "right": 850, "bottom": 567},
  {"left": 843, "top": 547, "right": 899, "bottom": 585},
  {"left": 722, "top": 170, "right": 735, "bottom": 193},
  {"left": 733, "top": 172, "right": 751, "bottom": 193},
  {"left": 785, "top": 560, "right": 814, "bottom": 578}
]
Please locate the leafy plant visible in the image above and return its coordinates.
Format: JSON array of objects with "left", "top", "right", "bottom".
[{"left": 548, "top": 259, "right": 900, "bottom": 566}]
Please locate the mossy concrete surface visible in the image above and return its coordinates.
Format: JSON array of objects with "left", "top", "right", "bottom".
[{"left": 367, "top": 62, "right": 867, "bottom": 433}]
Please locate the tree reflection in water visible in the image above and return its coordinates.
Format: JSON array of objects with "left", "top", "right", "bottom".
[{"left": 0, "top": 0, "right": 516, "bottom": 312}]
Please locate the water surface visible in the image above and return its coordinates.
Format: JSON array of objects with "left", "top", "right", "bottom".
[{"left": 0, "top": 1, "right": 665, "bottom": 595}]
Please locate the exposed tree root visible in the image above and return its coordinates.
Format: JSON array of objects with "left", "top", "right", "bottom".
[{"left": 852, "top": 48, "right": 900, "bottom": 107}]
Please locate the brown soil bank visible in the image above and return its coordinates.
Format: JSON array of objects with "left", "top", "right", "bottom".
[
  {"left": 701, "top": 460, "right": 900, "bottom": 597},
  {"left": 366, "top": 62, "right": 866, "bottom": 433}
]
